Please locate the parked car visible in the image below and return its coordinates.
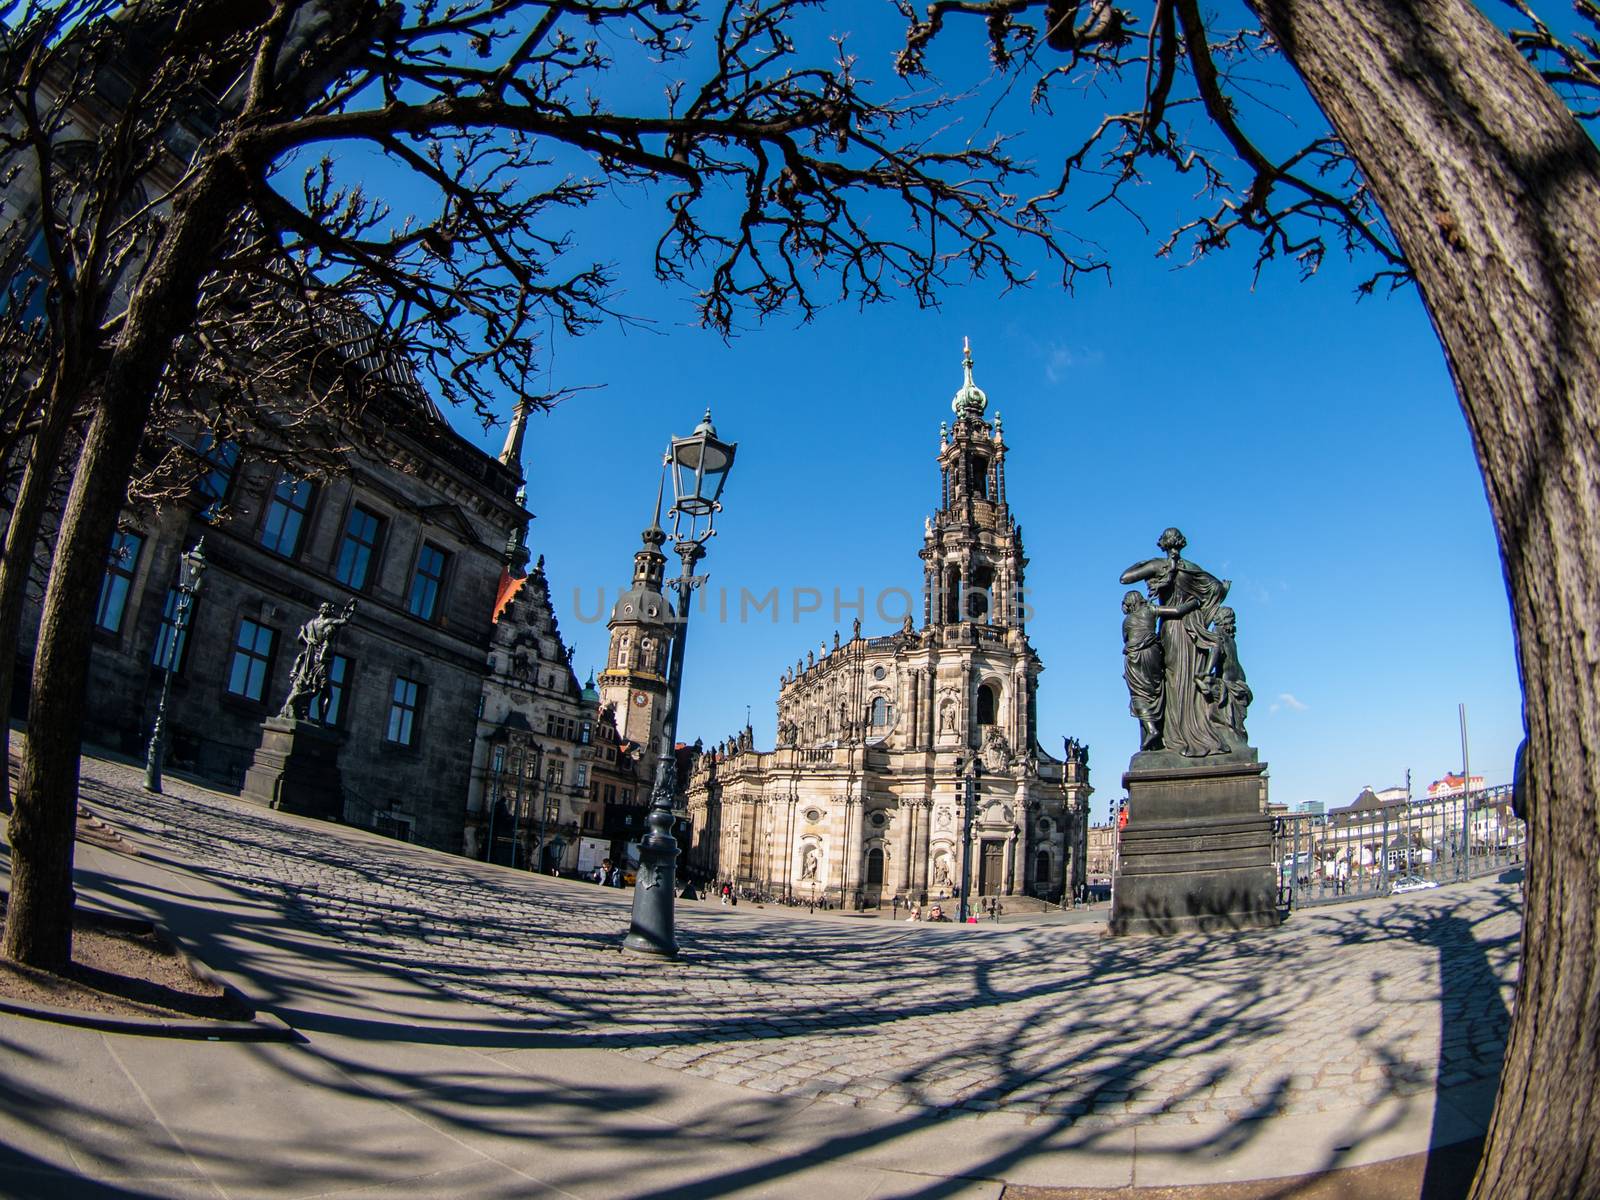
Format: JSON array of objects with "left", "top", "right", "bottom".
[{"left": 1390, "top": 874, "right": 1440, "bottom": 895}]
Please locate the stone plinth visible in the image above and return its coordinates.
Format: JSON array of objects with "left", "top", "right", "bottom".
[
  {"left": 240, "top": 717, "right": 344, "bottom": 820},
  {"left": 1110, "top": 749, "right": 1280, "bottom": 936}
]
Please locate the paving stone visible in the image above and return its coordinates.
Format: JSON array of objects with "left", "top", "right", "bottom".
[{"left": 70, "top": 755, "right": 1522, "bottom": 1127}]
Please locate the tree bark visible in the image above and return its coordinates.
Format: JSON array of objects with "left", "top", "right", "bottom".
[
  {"left": 1248, "top": 2, "right": 1600, "bottom": 1194},
  {"left": 1, "top": 156, "right": 243, "bottom": 969},
  {"left": 0, "top": 366, "right": 80, "bottom": 817}
]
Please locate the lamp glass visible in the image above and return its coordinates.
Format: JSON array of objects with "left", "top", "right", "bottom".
[{"left": 668, "top": 429, "right": 735, "bottom": 517}]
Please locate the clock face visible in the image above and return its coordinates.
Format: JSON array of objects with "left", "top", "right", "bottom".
[{"left": 632, "top": 692, "right": 649, "bottom": 708}]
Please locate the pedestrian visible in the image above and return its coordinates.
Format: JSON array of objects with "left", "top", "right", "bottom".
[
  {"left": 891, "top": 895, "right": 901, "bottom": 920},
  {"left": 720, "top": 882, "right": 731, "bottom": 906},
  {"left": 906, "top": 905, "right": 920, "bottom": 922}
]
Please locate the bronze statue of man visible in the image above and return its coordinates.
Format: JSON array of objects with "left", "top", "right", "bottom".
[{"left": 279, "top": 599, "right": 357, "bottom": 722}]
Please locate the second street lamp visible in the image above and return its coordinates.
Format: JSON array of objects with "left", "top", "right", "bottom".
[
  {"left": 623, "top": 410, "right": 736, "bottom": 958},
  {"left": 144, "top": 540, "right": 208, "bottom": 794}
]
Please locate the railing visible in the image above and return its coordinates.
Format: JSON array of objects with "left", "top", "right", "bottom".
[{"left": 1272, "top": 785, "right": 1523, "bottom": 909}]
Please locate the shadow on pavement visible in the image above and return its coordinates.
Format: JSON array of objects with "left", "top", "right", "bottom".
[{"left": 0, "top": 757, "right": 1521, "bottom": 1198}]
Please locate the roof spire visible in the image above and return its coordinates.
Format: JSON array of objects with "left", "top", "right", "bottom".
[
  {"left": 650, "top": 462, "right": 666, "bottom": 531},
  {"left": 499, "top": 395, "right": 532, "bottom": 475},
  {"left": 952, "top": 335, "right": 988, "bottom": 418}
]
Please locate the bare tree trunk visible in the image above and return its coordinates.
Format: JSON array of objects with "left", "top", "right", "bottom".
[
  {"left": 1, "top": 159, "right": 242, "bottom": 969},
  {"left": 0, "top": 367, "right": 80, "bottom": 816},
  {"left": 1249, "top": 1, "right": 1600, "bottom": 1194}
]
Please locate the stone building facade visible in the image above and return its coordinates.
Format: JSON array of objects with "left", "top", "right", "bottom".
[
  {"left": 686, "top": 343, "right": 1092, "bottom": 906},
  {"left": 18, "top": 374, "right": 528, "bottom": 854},
  {"left": 463, "top": 548, "right": 646, "bottom": 871}
]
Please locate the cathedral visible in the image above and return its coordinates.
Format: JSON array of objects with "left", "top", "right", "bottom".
[{"left": 684, "top": 342, "right": 1092, "bottom": 907}]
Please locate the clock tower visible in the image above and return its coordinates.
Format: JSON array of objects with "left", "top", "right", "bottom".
[{"left": 597, "top": 506, "right": 675, "bottom": 755}]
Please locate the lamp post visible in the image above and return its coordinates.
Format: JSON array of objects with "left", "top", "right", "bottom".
[
  {"left": 537, "top": 756, "right": 555, "bottom": 874},
  {"left": 956, "top": 754, "right": 981, "bottom": 924},
  {"left": 144, "top": 540, "right": 208, "bottom": 794},
  {"left": 624, "top": 410, "right": 736, "bottom": 958},
  {"left": 486, "top": 741, "right": 505, "bottom": 861},
  {"left": 515, "top": 738, "right": 540, "bottom": 869}
]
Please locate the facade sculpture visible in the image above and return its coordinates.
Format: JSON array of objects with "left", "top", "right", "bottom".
[{"left": 1118, "top": 528, "right": 1252, "bottom": 757}]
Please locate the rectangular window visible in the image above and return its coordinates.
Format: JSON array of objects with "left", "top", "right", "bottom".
[
  {"left": 550, "top": 760, "right": 565, "bottom": 786},
  {"left": 574, "top": 764, "right": 589, "bottom": 789},
  {"left": 406, "top": 543, "right": 449, "bottom": 620},
  {"left": 310, "top": 654, "right": 350, "bottom": 727},
  {"left": 151, "top": 587, "right": 196, "bottom": 672},
  {"left": 226, "top": 619, "right": 276, "bottom": 701},
  {"left": 604, "top": 784, "right": 617, "bottom": 805},
  {"left": 386, "top": 675, "right": 422, "bottom": 746},
  {"left": 259, "top": 473, "right": 314, "bottom": 558},
  {"left": 193, "top": 435, "right": 240, "bottom": 517},
  {"left": 95, "top": 531, "right": 144, "bottom": 634},
  {"left": 334, "top": 505, "right": 384, "bottom": 591}
]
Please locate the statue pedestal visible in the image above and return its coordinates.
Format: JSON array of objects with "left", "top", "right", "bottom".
[
  {"left": 1110, "top": 750, "right": 1280, "bottom": 936},
  {"left": 240, "top": 717, "right": 344, "bottom": 820}
]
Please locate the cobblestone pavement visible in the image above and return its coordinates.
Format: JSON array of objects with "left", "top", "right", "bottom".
[{"left": 75, "top": 755, "right": 1520, "bottom": 1132}]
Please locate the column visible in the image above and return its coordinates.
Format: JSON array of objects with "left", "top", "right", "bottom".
[
  {"left": 786, "top": 794, "right": 799, "bottom": 898},
  {"left": 1005, "top": 828, "right": 1018, "bottom": 895},
  {"left": 1015, "top": 806, "right": 1029, "bottom": 896},
  {"left": 907, "top": 669, "right": 920, "bottom": 750},
  {"left": 897, "top": 800, "right": 915, "bottom": 893},
  {"left": 845, "top": 794, "right": 866, "bottom": 907},
  {"left": 915, "top": 798, "right": 933, "bottom": 899}
]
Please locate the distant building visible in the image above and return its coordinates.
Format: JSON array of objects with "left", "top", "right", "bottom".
[
  {"left": 1086, "top": 823, "right": 1119, "bottom": 880},
  {"left": 1295, "top": 801, "right": 1325, "bottom": 816},
  {"left": 1427, "top": 772, "right": 1485, "bottom": 798},
  {"left": 466, "top": 550, "right": 646, "bottom": 871}
]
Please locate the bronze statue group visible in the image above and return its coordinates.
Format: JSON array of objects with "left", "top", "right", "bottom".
[{"left": 1120, "top": 528, "right": 1252, "bottom": 757}]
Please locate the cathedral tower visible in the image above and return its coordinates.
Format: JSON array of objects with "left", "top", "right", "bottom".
[
  {"left": 920, "top": 338, "right": 1028, "bottom": 632},
  {"left": 597, "top": 486, "right": 675, "bottom": 753}
]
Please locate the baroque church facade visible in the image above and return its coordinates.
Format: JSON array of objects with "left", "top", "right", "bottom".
[{"left": 685, "top": 343, "right": 1092, "bottom": 906}]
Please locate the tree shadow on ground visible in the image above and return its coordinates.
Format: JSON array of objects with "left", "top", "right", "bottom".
[{"left": 0, "top": 757, "right": 1522, "bottom": 1198}]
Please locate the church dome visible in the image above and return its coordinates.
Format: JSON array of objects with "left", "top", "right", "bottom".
[{"left": 951, "top": 336, "right": 988, "bottom": 418}]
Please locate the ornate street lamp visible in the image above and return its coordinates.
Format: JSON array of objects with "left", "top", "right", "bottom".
[
  {"left": 624, "top": 410, "right": 736, "bottom": 958},
  {"left": 144, "top": 540, "right": 208, "bottom": 794}
]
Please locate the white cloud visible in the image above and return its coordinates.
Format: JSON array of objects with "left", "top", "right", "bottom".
[
  {"left": 1269, "top": 692, "right": 1308, "bottom": 715},
  {"left": 1041, "top": 341, "right": 1104, "bottom": 384}
]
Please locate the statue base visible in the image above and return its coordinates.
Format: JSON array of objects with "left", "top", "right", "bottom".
[
  {"left": 240, "top": 717, "right": 344, "bottom": 821},
  {"left": 1110, "top": 750, "right": 1281, "bottom": 936}
]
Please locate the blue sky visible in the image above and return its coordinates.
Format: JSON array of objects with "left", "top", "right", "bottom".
[{"left": 387, "top": 3, "right": 1525, "bottom": 820}]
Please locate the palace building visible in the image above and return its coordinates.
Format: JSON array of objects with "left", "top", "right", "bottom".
[{"left": 684, "top": 342, "right": 1092, "bottom": 907}]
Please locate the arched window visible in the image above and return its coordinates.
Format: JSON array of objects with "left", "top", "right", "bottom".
[
  {"left": 865, "top": 847, "right": 885, "bottom": 885},
  {"left": 967, "top": 452, "right": 990, "bottom": 499},
  {"left": 977, "top": 682, "right": 1000, "bottom": 726},
  {"left": 967, "top": 565, "right": 994, "bottom": 621},
  {"left": 870, "top": 697, "right": 890, "bottom": 727},
  {"left": 1035, "top": 850, "right": 1051, "bottom": 882}
]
